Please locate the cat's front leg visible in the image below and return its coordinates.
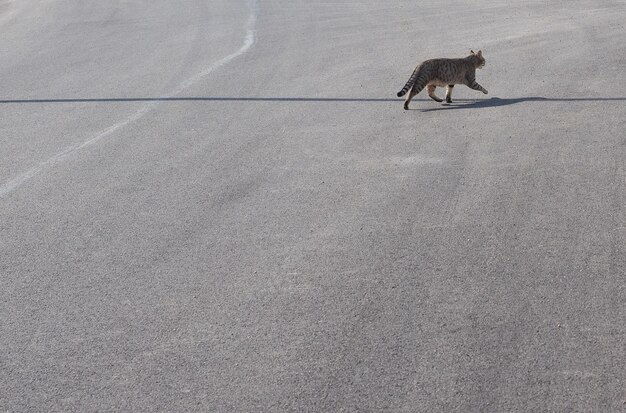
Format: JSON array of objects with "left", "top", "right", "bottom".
[
  {"left": 445, "top": 85, "right": 454, "bottom": 103},
  {"left": 468, "top": 80, "right": 488, "bottom": 94}
]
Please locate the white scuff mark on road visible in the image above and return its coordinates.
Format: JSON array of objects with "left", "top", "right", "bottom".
[
  {"left": 174, "top": 0, "right": 257, "bottom": 94},
  {"left": 0, "top": 0, "right": 258, "bottom": 199}
]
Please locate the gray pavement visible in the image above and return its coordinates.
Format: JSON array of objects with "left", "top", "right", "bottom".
[{"left": 1, "top": 0, "right": 624, "bottom": 411}]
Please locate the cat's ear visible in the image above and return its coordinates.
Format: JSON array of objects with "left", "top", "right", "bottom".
[
  {"left": 470, "top": 49, "right": 475, "bottom": 54},
  {"left": 477, "top": 50, "right": 483, "bottom": 56}
]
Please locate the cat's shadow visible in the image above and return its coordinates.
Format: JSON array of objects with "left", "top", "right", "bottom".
[{"left": 415, "top": 96, "right": 626, "bottom": 112}]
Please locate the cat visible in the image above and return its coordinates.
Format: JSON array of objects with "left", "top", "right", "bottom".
[{"left": 397, "top": 50, "right": 488, "bottom": 110}]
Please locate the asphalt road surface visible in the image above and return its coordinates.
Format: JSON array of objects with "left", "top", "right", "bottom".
[{"left": 1, "top": 0, "right": 625, "bottom": 411}]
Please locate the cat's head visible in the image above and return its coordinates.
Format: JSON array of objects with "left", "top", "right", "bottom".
[{"left": 469, "top": 50, "right": 486, "bottom": 69}]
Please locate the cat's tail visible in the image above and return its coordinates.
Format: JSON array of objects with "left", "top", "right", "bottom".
[{"left": 397, "top": 66, "right": 419, "bottom": 97}]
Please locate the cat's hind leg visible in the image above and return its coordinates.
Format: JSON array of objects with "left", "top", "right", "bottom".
[
  {"left": 404, "top": 72, "right": 432, "bottom": 109},
  {"left": 427, "top": 85, "right": 443, "bottom": 102},
  {"left": 404, "top": 87, "right": 419, "bottom": 110},
  {"left": 445, "top": 85, "right": 454, "bottom": 103}
]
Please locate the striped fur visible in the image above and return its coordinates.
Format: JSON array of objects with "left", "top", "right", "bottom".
[
  {"left": 397, "top": 67, "right": 419, "bottom": 97},
  {"left": 397, "top": 50, "right": 487, "bottom": 110}
]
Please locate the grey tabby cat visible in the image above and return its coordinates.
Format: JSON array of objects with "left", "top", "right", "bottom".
[{"left": 397, "top": 50, "right": 488, "bottom": 110}]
